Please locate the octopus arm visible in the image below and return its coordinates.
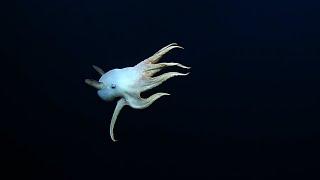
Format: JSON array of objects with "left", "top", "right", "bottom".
[
  {"left": 110, "top": 98, "right": 127, "bottom": 141},
  {"left": 125, "top": 92, "right": 170, "bottom": 109}
]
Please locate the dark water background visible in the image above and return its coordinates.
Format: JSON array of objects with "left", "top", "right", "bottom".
[{"left": 2, "top": 0, "right": 320, "bottom": 179}]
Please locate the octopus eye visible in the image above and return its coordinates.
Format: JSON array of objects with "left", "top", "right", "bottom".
[{"left": 111, "top": 84, "right": 116, "bottom": 89}]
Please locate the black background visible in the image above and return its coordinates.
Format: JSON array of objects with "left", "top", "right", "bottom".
[{"left": 2, "top": 0, "right": 320, "bottom": 179}]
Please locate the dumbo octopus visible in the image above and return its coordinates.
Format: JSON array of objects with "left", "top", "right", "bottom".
[{"left": 85, "top": 43, "right": 190, "bottom": 141}]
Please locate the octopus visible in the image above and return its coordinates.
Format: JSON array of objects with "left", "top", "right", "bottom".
[{"left": 85, "top": 43, "right": 191, "bottom": 141}]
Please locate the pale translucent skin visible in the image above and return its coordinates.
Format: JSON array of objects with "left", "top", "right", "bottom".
[{"left": 85, "top": 43, "right": 191, "bottom": 141}]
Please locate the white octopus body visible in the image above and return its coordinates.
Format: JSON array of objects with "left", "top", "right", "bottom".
[{"left": 85, "top": 43, "right": 190, "bottom": 141}]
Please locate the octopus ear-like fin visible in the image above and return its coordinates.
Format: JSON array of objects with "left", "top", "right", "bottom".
[
  {"left": 85, "top": 79, "right": 104, "bottom": 89},
  {"left": 92, "top": 65, "right": 105, "bottom": 75},
  {"left": 110, "top": 98, "right": 127, "bottom": 142}
]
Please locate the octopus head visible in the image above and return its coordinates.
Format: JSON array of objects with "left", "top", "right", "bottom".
[{"left": 96, "top": 69, "right": 123, "bottom": 101}]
